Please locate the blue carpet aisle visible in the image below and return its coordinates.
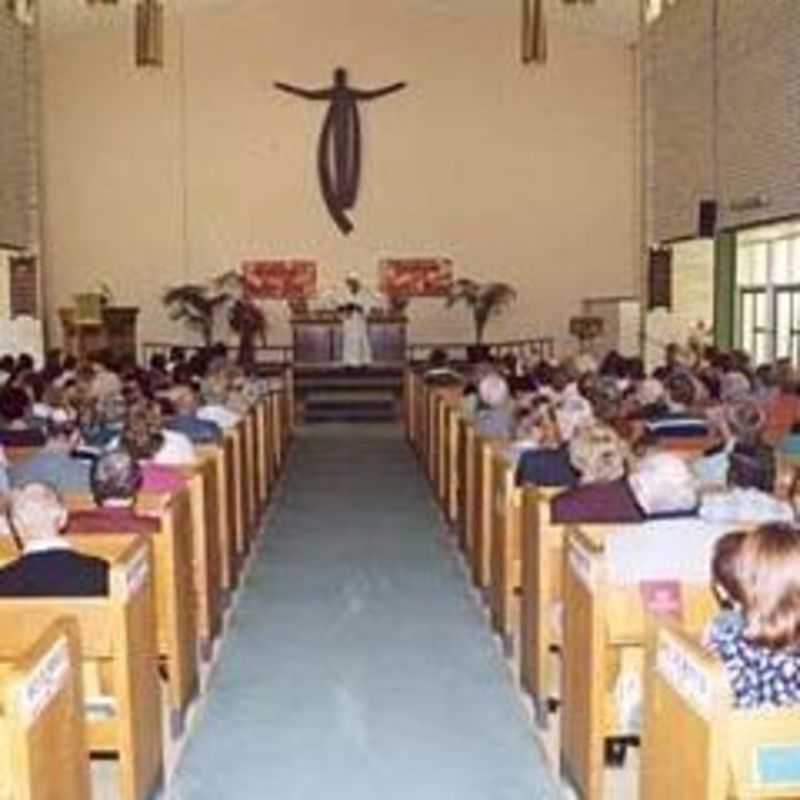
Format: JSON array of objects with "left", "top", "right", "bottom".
[{"left": 172, "top": 424, "right": 561, "bottom": 800}]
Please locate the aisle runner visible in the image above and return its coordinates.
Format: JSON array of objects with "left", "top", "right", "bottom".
[{"left": 172, "top": 424, "right": 560, "bottom": 800}]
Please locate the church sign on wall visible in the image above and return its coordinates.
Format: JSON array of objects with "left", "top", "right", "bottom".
[
  {"left": 379, "top": 258, "right": 453, "bottom": 298},
  {"left": 242, "top": 259, "right": 317, "bottom": 299}
]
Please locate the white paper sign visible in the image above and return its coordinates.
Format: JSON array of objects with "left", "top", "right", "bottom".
[
  {"left": 656, "top": 635, "right": 712, "bottom": 719},
  {"left": 18, "top": 637, "right": 70, "bottom": 727},
  {"left": 568, "top": 541, "right": 596, "bottom": 591},
  {"left": 124, "top": 547, "right": 150, "bottom": 600}
]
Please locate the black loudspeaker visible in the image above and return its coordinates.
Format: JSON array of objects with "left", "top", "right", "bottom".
[{"left": 698, "top": 199, "right": 717, "bottom": 238}]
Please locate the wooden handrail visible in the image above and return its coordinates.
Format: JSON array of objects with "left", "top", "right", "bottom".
[{"left": 405, "top": 337, "right": 555, "bottom": 364}]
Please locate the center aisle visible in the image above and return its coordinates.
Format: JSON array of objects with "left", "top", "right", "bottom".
[{"left": 172, "top": 424, "right": 561, "bottom": 799}]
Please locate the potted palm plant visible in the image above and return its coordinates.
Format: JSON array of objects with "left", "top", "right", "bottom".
[
  {"left": 445, "top": 278, "right": 517, "bottom": 361},
  {"left": 213, "top": 271, "right": 269, "bottom": 368},
  {"left": 162, "top": 282, "right": 229, "bottom": 348}
]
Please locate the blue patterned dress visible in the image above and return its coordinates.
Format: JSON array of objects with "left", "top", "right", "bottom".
[{"left": 708, "top": 611, "right": 800, "bottom": 708}]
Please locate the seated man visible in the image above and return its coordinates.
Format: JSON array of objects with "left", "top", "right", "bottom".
[
  {"left": 0, "top": 482, "right": 108, "bottom": 596},
  {"left": 164, "top": 385, "right": 222, "bottom": 445},
  {"left": 552, "top": 451, "right": 698, "bottom": 524},
  {"left": 67, "top": 449, "right": 159, "bottom": 534},
  {"left": 644, "top": 371, "right": 710, "bottom": 439},
  {"left": 10, "top": 417, "right": 91, "bottom": 494}
]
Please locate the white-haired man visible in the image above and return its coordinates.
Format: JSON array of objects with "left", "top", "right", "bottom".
[{"left": 0, "top": 482, "right": 108, "bottom": 596}]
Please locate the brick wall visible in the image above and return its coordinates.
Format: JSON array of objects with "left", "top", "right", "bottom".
[{"left": 646, "top": 0, "right": 800, "bottom": 242}]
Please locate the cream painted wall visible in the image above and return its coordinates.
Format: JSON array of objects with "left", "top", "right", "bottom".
[{"left": 39, "top": 0, "right": 637, "bottom": 352}]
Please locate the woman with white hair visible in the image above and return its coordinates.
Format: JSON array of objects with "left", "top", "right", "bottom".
[{"left": 474, "top": 372, "right": 514, "bottom": 439}]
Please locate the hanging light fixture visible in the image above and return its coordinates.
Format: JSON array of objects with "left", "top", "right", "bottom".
[
  {"left": 521, "top": 0, "right": 547, "bottom": 65},
  {"left": 135, "top": 0, "right": 163, "bottom": 68}
]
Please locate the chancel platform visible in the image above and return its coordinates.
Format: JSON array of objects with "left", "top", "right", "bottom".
[{"left": 291, "top": 312, "right": 407, "bottom": 365}]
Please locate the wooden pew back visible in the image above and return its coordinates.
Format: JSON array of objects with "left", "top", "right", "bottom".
[
  {"left": 0, "top": 536, "right": 163, "bottom": 800},
  {"left": 642, "top": 621, "right": 800, "bottom": 799},
  {"left": 0, "top": 618, "right": 90, "bottom": 800}
]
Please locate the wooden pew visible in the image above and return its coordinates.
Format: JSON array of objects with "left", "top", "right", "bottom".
[
  {"left": 470, "top": 435, "right": 502, "bottom": 590},
  {"left": 197, "top": 442, "right": 237, "bottom": 596},
  {"left": 0, "top": 618, "right": 90, "bottom": 800},
  {"left": 243, "top": 408, "right": 257, "bottom": 531},
  {"left": 256, "top": 397, "right": 275, "bottom": 500},
  {"left": 176, "top": 453, "right": 224, "bottom": 658},
  {"left": 0, "top": 536, "right": 163, "bottom": 800},
  {"left": 641, "top": 620, "right": 800, "bottom": 800},
  {"left": 560, "top": 526, "right": 718, "bottom": 800},
  {"left": 458, "top": 418, "right": 476, "bottom": 555},
  {"left": 488, "top": 448, "right": 522, "bottom": 650},
  {"left": 270, "top": 391, "right": 284, "bottom": 474},
  {"left": 226, "top": 425, "right": 248, "bottom": 561},
  {"left": 65, "top": 489, "right": 199, "bottom": 737},
  {"left": 518, "top": 485, "right": 568, "bottom": 727},
  {"left": 446, "top": 403, "right": 462, "bottom": 525}
]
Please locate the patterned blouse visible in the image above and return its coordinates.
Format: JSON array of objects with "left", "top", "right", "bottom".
[{"left": 707, "top": 611, "right": 800, "bottom": 709}]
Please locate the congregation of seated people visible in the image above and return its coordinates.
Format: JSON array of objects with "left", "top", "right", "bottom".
[
  {"left": 429, "top": 339, "right": 800, "bottom": 711},
  {"left": 0, "top": 344, "right": 274, "bottom": 595}
]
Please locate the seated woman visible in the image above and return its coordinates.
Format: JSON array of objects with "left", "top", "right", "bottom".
[
  {"left": 552, "top": 451, "right": 698, "bottom": 523},
  {"left": 513, "top": 401, "right": 580, "bottom": 487},
  {"left": 474, "top": 373, "right": 514, "bottom": 440},
  {"left": 0, "top": 386, "right": 46, "bottom": 447},
  {"left": 118, "top": 405, "right": 188, "bottom": 493},
  {"left": 67, "top": 449, "right": 159, "bottom": 534},
  {"left": 707, "top": 524, "right": 800, "bottom": 708}
]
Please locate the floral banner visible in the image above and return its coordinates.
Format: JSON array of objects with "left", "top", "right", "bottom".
[
  {"left": 378, "top": 257, "right": 453, "bottom": 297},
  {"left": 242, "top": 260, "right": 317, "bottom": 299}
]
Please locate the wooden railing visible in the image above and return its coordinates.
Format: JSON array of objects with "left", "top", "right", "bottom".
[
  {"left": 405, "top": 337, "right": 555, "bottom": 365},
  {"left": 141, "top": 342, "right": 293, "bottom": 369},
  {"left": 143, "top": 336, "right": 555, "bottom": 369}
]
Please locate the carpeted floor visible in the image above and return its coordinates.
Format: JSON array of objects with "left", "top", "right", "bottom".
[{"left": 171, "top": 424, "right": 562, "bottom": 800}]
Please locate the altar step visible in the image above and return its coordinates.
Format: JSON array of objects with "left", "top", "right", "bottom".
[
  {"left": 294, "top": 364, "right": 404, "bottom": 423},
  {"left": 302, "top": 390, "right": 398, "bottom": 423}
]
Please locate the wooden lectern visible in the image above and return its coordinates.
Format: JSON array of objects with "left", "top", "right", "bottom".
[{"left": 59, "top": 303, "right": 140, "bottom": 362}]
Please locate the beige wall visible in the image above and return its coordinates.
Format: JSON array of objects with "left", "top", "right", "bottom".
[{"left": 39, "top": 0, "right": 637, "bottom": 352}]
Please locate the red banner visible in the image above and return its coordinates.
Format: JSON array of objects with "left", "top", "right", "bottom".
[
  {"left": 379, "top": 258, "right": 453, "bottom": 297},
  {"left": 242, "top": 260, "right": 317, "bottom": 299}
]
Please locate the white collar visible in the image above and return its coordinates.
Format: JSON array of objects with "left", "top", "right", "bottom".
[{"left": 24, "top": 538, "right": 72, "bottom": 555}]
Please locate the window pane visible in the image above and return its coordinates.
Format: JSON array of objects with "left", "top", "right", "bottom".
[
  {"left": 772, "top": 240, "right": 791, "bottom": 285},
  {"left": 738, "top": 244, "right": 768, "bottom": 287},
  {"left": 776, "top": 291, "right": 792, "bottom": 359}
]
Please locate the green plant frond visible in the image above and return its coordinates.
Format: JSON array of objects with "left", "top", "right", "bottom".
[
  {"left": 479, "top": 283, "right": 517, "bottom": 316},
  {"left": 445, "top": 278, "right": 481, "bottom": 308}
]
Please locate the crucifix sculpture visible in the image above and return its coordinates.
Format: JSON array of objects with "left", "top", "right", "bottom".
[{"left": 275, "top": 68, "right": 407, "bottom": 235}]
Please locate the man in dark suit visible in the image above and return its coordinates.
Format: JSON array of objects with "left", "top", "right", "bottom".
[{"left": 0, "top": 482, "right": 108, "bottom": 596}]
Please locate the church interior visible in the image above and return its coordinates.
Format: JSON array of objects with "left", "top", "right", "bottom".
[{"left": 1, "top": 0, "right": 800, "bottom": 798}]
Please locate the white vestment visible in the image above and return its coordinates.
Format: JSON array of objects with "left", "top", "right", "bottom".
[{"left": 340, "top": 287, "right": 374, "bottom": 367}]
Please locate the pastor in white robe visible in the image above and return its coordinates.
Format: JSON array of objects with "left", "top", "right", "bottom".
[{"left": 340, "top": 286, "right": 374, "bottom": 367}]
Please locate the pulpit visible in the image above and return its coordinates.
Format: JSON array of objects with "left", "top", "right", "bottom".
[
  {"left": 291, "top": 312, "right": 407, "bottom": 364},
  {"left": 59, "top": 304, "right": 140, "bottom": 362}
]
